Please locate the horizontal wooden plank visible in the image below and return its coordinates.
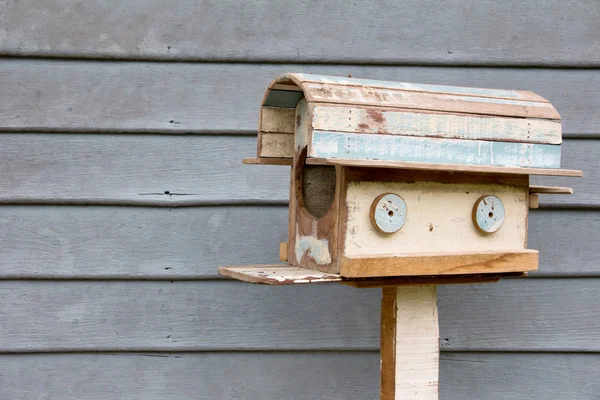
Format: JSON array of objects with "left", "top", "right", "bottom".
[
  {"left": 309, "top": 131, "right": 562, "bottom": 168},
  {"left": 243, "top": 157, "right": 292, "bottom": 166},
  {"left": 0, "top": 279, "right": 597, "bottom": 352},
  {"left": 311, "top": 105, "right": 562, "bottom": 144},
  {"left": 0, "top": 135, "right": 592, "bottom": 206},
  {"left": 1, "top": 0, "right": 598, "bottom": 66},
  {"left": 529, "top": 185, "right": 573, "bottom": 195},
  {"left": 340, "top": 251, "right": 538, "bottom": 278},
  {"left": 1, "top": 352, "right": 597, "bottom": 400},
  {"left": 304, "top": 84, "right": 560, "bottom": 120},
  {"left": 296, "top": 74, "right": 549, "bottom": 102},
  {"left": 0, "top": 206, "right": 288, "bottom": 279},
  {"left": 0, "top": 60, "right": 598, "bottom": 134},
  {"left": 259, "top": 132, "right": 294, "bottom": 158},
  {"left": 0, "top": 134, "right": 289, "bottom": 205},
  {"left": 260, "top": 108, "right": 296, "bottom": 134},
  {"left": 441, "top": 353, "right": 600, "bottom": 400},
  {"left": 0, "top": 207, "right": 594, "bottom": 279}
]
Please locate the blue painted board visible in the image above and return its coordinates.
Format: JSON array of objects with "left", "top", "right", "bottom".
[{"left": 309, "top": 131, "right": 561, "bottom": 169}]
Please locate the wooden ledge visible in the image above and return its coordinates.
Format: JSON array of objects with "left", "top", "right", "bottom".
[
  {"left": 243, "top": 157, "right": 583, "bottom": 178},
  {"left": 218, "top": 264, "right": 527, "bottom": 287},
  {"left": 340, "top": 250, "right": 538, "bottom": 278},
  {"left": 529, "top": 185, "right": 573, "bottom": 195},
  {"left": 311, "top": 158, "right": 583, "bottom": 177},
  {"left": 218, "top": 265, "right": 342, "bottom": 285}
]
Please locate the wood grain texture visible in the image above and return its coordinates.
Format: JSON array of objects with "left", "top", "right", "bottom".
[
  {"left": 294, "top": 74, "right": 547, "bottom": 102},
  {"left": 317, "top": 158, "right": 582, "bottom": 178},
  {"left": 343, "top": 274, "right": 507, "bottom": 288},
  {"left": 310, "top": 131, "right": 562, "bottom": 168},
  {"left": 0, "top": 279, "right": 598, "bottom": 352},
  {"left": 259, "top": 132, "right": 294, "bottom": 158},
  {"left": 243, "top": 157, "right": 293, "bottom": 166},
  {"left": 218, "top": 265, "right": 342, "bottom": 285},
  {"left": 288, "top": 111, "right": 341, "bottom": 272},
  {"left": 381, "top": 286, "right": 439, "bottom": 400},
  {"left": 311, "top": 105, "right": 562, "bottom": 144},
  {"left": 529, "top": 185, "right": 573, "bottom": 194},
  {"left": 1, "top": 352, "right": 598, "bottom": 400},
  {"left": 260, "top": 108, "right": 296, "bottom": 133},
  {"left": 340, "top": 251, "right": 538, "bottom": 278},
  {"left": 1, "top": 0, "right": 598, "bottom": 66},
  {"left": 304, "top": 85, "right": 559, "bottom": 120},
  {"left": 0, "top": 134, "right": 290, "bottom": 205},
  {"left": 0, "top": 61, "right": 598, "bottom": 134},
  {"left": 0, "top": 206, "right": 594, "bottom": 279},
  {"left": 0, "top": 205, "right": 288, "bottom": 279}
]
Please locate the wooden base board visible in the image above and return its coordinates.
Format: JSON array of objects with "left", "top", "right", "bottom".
[
  {"left": 218, "top": 265, "right": 525, "bottom": 287},
  {"left": 340, "top": 250, "right": 538, "bottom": 278}
]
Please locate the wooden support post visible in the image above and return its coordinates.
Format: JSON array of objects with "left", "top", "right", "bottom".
[{"left": 381, "top": 286, "right": 439, "bottom": 400}]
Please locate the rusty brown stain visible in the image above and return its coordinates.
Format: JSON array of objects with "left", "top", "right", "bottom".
[
  {"left": 296, "top": 114, "right": 301, "bottom": 128},
  {"left": 358, "top": 123, "right": 369, "bottom": 129},
  {"left": 366, "top": 108, "right": 384, "bottom": 124}
]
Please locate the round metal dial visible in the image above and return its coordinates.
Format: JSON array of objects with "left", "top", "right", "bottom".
[
  {"left": 472, "top": 195, "right": 505, "bottom": 233},
  {"left": 370, "top": 193, "right": 407, "bottom": 234}
]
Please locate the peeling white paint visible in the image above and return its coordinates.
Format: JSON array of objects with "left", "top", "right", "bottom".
[{"left": 295, "top": 223, "right": 332, "bottom": 265}]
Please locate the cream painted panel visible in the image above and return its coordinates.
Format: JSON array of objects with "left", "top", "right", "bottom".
[{"left": 344, "top": 181, "right": 527, "bottom": 256}]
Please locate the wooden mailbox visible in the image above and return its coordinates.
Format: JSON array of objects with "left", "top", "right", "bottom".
[{"left": 219, "top": 73, "right": 582, "bottom": 399}]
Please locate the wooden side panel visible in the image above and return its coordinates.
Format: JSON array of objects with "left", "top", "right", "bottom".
[
  {"left": 311, "top": 105, "right": 562, "bottom": 144},
  {"left": 259, "top": 132, "right": 294, "bottom": 158},
  {"left": 260, "top": 108, "right": 296, "bottom": 133},
  {"left": 309, "top": 131, "right": 562, "bottom": 169},
  {"left": 288, "top": 100, "right": 340, "bottom": 273},
  {"left": 343, "top": 180, "right": 528, "bottom": 257},
  {"left": 258, "top": 107, "right": 296, "bottom": 158}
]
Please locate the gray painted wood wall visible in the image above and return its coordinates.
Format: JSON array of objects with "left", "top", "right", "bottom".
[{"left": 1, "top": 1, "right": 598, "bottom": 398}]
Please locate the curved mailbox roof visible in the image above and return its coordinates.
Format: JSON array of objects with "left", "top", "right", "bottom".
[
  {"left": 261, "top": 73, "right": 560, "bottom": 122},
  {"left": 253, "top": 73, "right": 581, "bottom": 176}
]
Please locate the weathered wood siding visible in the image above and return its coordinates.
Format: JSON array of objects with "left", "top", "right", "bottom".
[{"left": 0, "top": 1, "right": 598, "bottom": 399}]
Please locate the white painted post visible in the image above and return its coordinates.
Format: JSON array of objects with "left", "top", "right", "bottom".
[{"left": 381, "top": 286, "right": 440, "bottom": 400}]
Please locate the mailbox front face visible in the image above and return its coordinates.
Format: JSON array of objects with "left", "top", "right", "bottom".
[
  {"left": 335, "top": 168, "right": 537, "bottom": 278},
  {"left": 343, "top": 180, "right": 528, "bottom": 257}
]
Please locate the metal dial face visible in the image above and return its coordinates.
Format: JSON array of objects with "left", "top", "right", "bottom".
[
  {"left": 370, "top": 193, "right": 407, "bottom": 234},
  {"left": 472, "top": 195, "right": 505, "bottom": 233}
]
